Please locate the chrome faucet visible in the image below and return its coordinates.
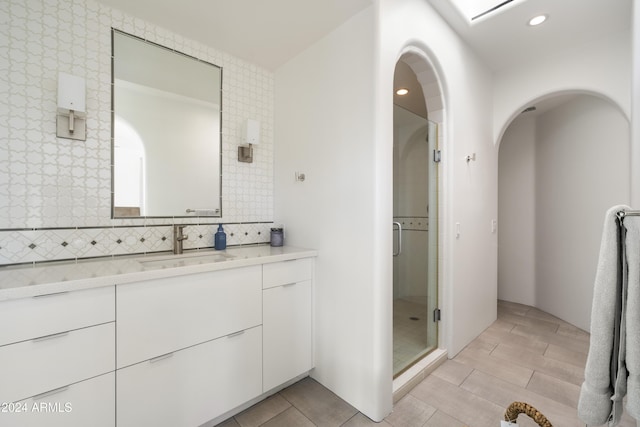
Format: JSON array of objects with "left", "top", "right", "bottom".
[{"left": 173, "top": 225, "right": 188, "bottom": 254}]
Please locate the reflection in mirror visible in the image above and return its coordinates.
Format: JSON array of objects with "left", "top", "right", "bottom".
[{"left": 112, "top": 29, "right": 222, "bottom": 218}]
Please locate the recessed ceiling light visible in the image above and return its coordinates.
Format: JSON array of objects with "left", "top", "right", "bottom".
[
  {"left": 528, "top": 14, "right": 547, "bottom": 26},
  {"left": 396, "top": 88, "right": 409, "bottom": 96}
]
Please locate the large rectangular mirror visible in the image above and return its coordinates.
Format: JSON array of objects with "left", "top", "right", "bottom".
[{"left": 112, "top": 29, "right": 222, "bottom": 218}]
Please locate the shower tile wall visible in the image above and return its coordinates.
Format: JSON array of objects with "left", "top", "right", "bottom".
[{"left": 0, "top": 0, "right": 275, "bottom": 265}]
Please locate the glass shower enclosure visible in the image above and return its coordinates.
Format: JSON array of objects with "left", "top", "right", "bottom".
[{"left": 392, "top": 105, "right": 438, "bottom": 376}]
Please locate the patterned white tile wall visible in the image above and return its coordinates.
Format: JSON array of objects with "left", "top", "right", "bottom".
[{"left": 0, "top": 0, "right": 274, "bottom": 264}]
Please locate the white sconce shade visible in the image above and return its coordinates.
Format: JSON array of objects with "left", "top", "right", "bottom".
[
  {"left": 238, "top": 119, "right": 261, "bottom": 163},
  {"left": 57, "top": 72, "right": 86, "bottom": 112},
  {"left": 57, "top": 72, "right": 86, "bottom": 140},
  {"left": 243, "top": 119, "right": 261, "bottom": 145}
]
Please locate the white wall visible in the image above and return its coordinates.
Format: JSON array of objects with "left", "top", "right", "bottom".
[
  {"left": 535, "top": 96, "right": 630, "bottom": 330},
  {"left": 274, "top": 7, "right": 388, "bottom": 421},
  {"left": 498, "top": 115, "right": 536, "bottom": 305},
  {"left": 494, "top": 30, "right": 631, "bottom": 145},
  {"left": 275, "top": 0, "right": 497, "bottom": 420}
]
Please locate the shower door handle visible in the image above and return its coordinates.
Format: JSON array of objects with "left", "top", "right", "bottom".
[{"left": 393, "top": 222, "right": 402, "bottom": 256}]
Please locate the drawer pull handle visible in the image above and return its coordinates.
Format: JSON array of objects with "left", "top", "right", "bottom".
[
  {"left": 149, "top": 352, "right": 174, "bottom": 363},
  {"left": 33, "top": 291, "right": 69, "bottom": 299},
  {"left": 227, "top": 330, "right": 245, "bottom": 338},
  {"left": 283, "top": 282, "right": 297, "bottom": 287},
  {"left": 32, "top": 331, "right": 70, "bottom": 342},
  {"left": 32, "top": 386, "right": 70, "bottom": 400}
]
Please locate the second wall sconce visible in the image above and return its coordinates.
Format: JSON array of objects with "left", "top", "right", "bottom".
[
  {"left": 238, "top": 119, "right": 261, "bottom": 163},
  {"left": 56, "top": 72, "right": 86, "bottom": 141}
]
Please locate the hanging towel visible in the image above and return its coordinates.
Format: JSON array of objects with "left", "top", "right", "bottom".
[
  {"left": 625, "top": 217, "right": 640, "bottom": 421},
  {"left": 578, "top": 204, "right": 630, "bottom": 426}
]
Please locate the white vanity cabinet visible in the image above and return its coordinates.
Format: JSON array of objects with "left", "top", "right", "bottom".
[
  {"left": 115, "top": 265, "right": 263, "bottom": 427},
  {"left": 262, "top": 258, "right": 313, "bottom": 392},
  {"left": 0, "top": 287, "right": 116, "bottom": 427},
  {"left": 0, "top": 247, "right": 316, "bottom": 427}
]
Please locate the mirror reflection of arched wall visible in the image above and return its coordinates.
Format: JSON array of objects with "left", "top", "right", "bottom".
[
  {"left": 392, "top": 52, "right": 442, "bottom": 377},
  {"left": 498, "top": 93, "right": 630, "bottom": 331}
]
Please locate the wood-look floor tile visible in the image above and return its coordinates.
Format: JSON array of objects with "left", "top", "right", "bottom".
[
  {"left": 343, "top": 413, "right": 392, "bottom": 427},
  {"left": 216, "top": 416, "right": 241, "bottom": 427},
  {"left": 544, "top": 343, "right": 588, "bottom": 368},
  {"left": 486, "top": 318, "right": 517, "bottom": 333},
  {"left": 556, "top": 322, "right": 590, "bottom": 342},
  {"left": 260, "top": 406, "right": 315, "bottom": 427},
  {"left": 490, "top": 343, "right": 584, "bottom": 386},
  {"left": 497, "top": 312, "right": 560, "bottom": 334},
  {"left": 384, "top": 394, "right": 436, "bottom": 426},
  {"left": 234, "top": 393, "right": 291, "bottom": 427},
  {"left": 478, "top": 327, "right": 548, "bottom": 354},
  {"left": 410, "top": 375, "right": 504, "bottom": 427},
  {"left": 453, "top": 347, "right": 534, "bottom": 388},
  {"left": 510, "top": 324, "right": 589, "bottom": 354},
  {"left": 524, "top": 307, "right": 565, "bottom": 324},
  {"left": 431, "top": 360, "right": 473, "bottom": 386},
  {"left": 464, "top": 335, "right": 498, "bottom": 353},
  {"left": 526, "top": 371, "right": 580, "bottom": 409},
  {"left": 498, "top": 300, "right": 531, "bottom": 316},
  {"left": 422, "top": 410, "right": 466, "bottom": 427},
  {"left": 460, "top": 370, "right": 585, "bottom": 427},
  {"left": 280, "top": 377, "right": 358, "bottom": 426}
]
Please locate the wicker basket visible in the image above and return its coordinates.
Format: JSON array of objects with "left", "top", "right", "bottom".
[{"left": 504, "top": 402, "right": 553, "bottom": 427}]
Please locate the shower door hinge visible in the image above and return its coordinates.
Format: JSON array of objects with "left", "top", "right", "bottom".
[
  {"left": 433, "top": 308, "right": 441, "bottom": 322},
  {"left": 433, "top": 150, "right": 442, "bottom": 163}
]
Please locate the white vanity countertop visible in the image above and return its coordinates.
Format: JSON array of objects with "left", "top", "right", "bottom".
[{"left": 0, "top": 245, "right": 317, "bottom": 302}]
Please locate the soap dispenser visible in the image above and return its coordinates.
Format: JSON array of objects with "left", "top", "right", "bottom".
[{"left": 214, "top": 224, "right": 226, "bottom": 250}]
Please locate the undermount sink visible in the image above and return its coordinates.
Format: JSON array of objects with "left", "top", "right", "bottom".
[{"left": 140, "top": 251, "right": 235, "bottom": 268}]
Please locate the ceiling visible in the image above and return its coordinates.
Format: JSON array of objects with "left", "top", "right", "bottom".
[
  {"left": 427, "top": 0, "right": 632, "bottom": 71},
  {"left": 96, "top": 0, "right": 633, "bottom": 72},
  {"left": 95, "top": 0, "right": 372, "bottom": 71}
]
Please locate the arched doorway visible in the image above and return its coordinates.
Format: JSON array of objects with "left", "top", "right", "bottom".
[
  {"left": 392, "top": 51, "right": 444, "bottom": 377},
  {"left": 498, "top": 93, "right": 630, "bottom": 330}
]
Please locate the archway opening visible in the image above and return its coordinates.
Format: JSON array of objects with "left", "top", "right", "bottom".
[
  {"left": 498, "top": 93, "right": 630, "bottom": 331},
  {"left": 392, "top": 51, "right": 444, "bottom": 378}
]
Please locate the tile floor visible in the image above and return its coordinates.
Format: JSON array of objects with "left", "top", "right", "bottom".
[
  {"left": 217, "top": 300, "right": 638, "bottom": 427},
  {"left": 393, "top": 297, "right": 432, "bottom": 375}
]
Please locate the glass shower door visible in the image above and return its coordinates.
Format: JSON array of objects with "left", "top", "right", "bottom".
[{"left": 392, "top": 107, "right": 438, "bottom": 376}]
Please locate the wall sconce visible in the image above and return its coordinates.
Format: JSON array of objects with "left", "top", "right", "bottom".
[
  {"left": 238, "top": 119, "right": 260, "bottom": 163},
  {"left": 56, "top": 72, "right": 86, "bottom": 141}
]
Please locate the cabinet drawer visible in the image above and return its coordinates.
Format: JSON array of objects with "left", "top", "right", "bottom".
[
  {"left": 117, "top": 265, "right": 262, "bottom": 368},
  {"left": 1, "top": 372, "right": 115, "bottom": 427},
  {"left": 263, "top": 258, "right": 313, "bottom": 289},
  {"left": 0, "top": 322, "right": 115, "bottom": 403},
  {"left": 0, "top": 286, "right": 115, "bottom": 347},
  {"left": 117, "top": 326, "right": 262, "bottom": 427}
]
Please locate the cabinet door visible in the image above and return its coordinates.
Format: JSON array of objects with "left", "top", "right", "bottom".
[
  {"left": 263, "top": 280, "right": 313, "bottom": 392},
  {"left": 1, "top": 372, "right": 115, "bottom": 427},
  {"left": 117, "top": 265, "right": 261, "bottom": 368},
  {"left": 117, "top": 326, "right": 262, "bottom": 427}
]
